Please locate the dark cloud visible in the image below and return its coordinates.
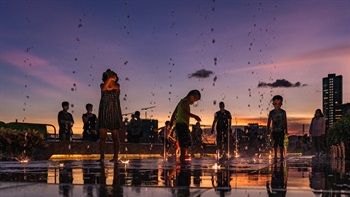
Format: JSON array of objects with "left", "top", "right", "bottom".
[
  {"left": 188, "top": 69, "right": 214, "bottom": 78},
  {"left": 258, "top": 79, "right": 307, "bottom": 88}
]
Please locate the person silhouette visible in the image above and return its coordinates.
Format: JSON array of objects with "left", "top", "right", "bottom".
[
  {"left": 267, "top": 95, "right": 288, "bottom": 159},
  {"left": 169, "top": 90, "right": 201, "bottom": 163},
  {"left": 82, "top": 103, "right": 98, "bottom": 141},
  {"left": 58, "top": 101, "right": 74, "bottom": 141},
  {"left": 309, "top": 109, "right": 326, "bottom": 157},
  {"left": 211, "top": 102, "right": 232, "bottom": 159},
  {"left": 98, "top": 69, "right": 123, "bottom": 163}
]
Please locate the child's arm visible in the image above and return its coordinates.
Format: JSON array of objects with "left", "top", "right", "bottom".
[
  {"left": 182, "top": 100, "right": 201, "bottom": 122},
  {"left": 101, "top": 76, "right": 117, "bottom": 91},
  {"left": 267, "top": 113, "right": 271, "bottom": 133},
  {"left": 284, "top": 113, "right": 288, "bottom": 135},
  {"left": 321, "top": 117, "right": 326, "bottom": 135},
  {"left": 211, "top": 115, "right": 217, "bottom": 134},
  {"left": 169, "top": 105, "right": 178, "bottom": 127},
  {"left": 309, "top": 118, "right": 314, "bottom": 135}
]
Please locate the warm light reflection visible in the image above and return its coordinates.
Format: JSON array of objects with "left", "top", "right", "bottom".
[
  {"left": 120, "top": 159, "right": 130, "bottom": 164},
  {"left": 50, "top": 154, "right": 162, "bottom": 161},
  {"left": 43, "top": 161, "right": 315, "bottom": 189},
  {"left": 212, "top": 163, "right": 221, "bottom": 170},
  {"left": 17, "top": 158, "right": 30, "bottom": 163}
]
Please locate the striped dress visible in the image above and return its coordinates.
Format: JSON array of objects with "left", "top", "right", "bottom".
[{"left": 98, "top": 89, "right": 122, "bottom": 130}]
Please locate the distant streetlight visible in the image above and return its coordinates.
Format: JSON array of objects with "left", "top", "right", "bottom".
[{"left": 141, "top": 106, "right": 156, "bottom": 119}]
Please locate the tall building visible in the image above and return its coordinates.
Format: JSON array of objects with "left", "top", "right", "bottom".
[{"left": 323, "top": 74, "right": 343, "bottom": 130}]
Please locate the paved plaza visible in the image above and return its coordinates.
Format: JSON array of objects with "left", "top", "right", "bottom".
[{"left": 0, "top": 154, "right": 349, "bottom": 197}]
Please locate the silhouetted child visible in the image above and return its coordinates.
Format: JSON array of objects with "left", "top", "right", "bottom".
[
  {"left": 130, "top": 111, "right": 142, "bottom": 143},
  {"left": 82, "top": 103, "right": 98, "bottom": 141},
  {"left": 191, "top": 122, "right": 204, "bottom": 157},
  {"left": 158, "top": 121, "right": 173, "bottom": 155},
  {"left": 58, "top": 101, "right": 74, "bottom": 141},
  {"left": 267, "top": 95, "right": 288, "bottom": 159},
  {"left": 170, "top": 90, "right": 201, "bottom": 163}
]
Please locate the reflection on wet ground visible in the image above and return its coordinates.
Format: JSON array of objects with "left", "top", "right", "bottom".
[{"left": 0, "top": 155, "right": 349, "bottom": 197}]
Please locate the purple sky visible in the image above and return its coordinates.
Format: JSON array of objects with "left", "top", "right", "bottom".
[{"left": 1, "top": 0, "right": 349, "bottom": 134}]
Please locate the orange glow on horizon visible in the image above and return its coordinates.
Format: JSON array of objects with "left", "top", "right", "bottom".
[{"left": 2, "top": 111, "right": 312, "bottom": 135}]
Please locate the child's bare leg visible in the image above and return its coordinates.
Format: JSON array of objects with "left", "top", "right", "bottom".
[
  {"left": 274, "top": 147, "right": 278, "bottom": 158},
  {"left": 99, "top": 129, "right": 107, "bottom": 161},
  {"left": 280, "top": 146, "right": 284, "bottom": 158},
  {"left": 180, "top": 148, "right": 188, "bottom": 161},
  {"left": 111, "top": 129, "right": 120, "bottom": 161}
]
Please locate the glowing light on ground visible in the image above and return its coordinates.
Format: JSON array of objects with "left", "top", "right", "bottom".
[
  {"left": 120, "top": 159, "right": 130, "bottom": 164},
  {"left": 212, "top": 163, "right": 221, "bottom": 170}
]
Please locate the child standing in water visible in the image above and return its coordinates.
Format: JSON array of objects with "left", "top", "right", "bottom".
[
  {"left": 170, "top": 90, "right": 201, "bottom": 163},
  {"left": 98, "top": 69, "right": 123, "bottom": 163},
  {"left": 267, "top": 95, "right": 288, "bottom": 159},
  {"left": 309, "top": 109, "right": 326, "bottom": 157}
]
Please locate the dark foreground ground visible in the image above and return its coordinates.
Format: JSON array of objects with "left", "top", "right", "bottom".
[{"left": 0, "top": 154, "right": 349, "bottom": 197}]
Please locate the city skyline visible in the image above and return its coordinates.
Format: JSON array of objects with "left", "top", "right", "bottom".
[{"left": 1, "top": 1, "right": 349, "bottom": 134}]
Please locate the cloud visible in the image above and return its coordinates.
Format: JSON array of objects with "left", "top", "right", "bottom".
[
  {"left": 1, "top": 51, "right": 78, "bottom": 91},
  {"left": 258, "top": 79, "right": 307, "bottom": 88},
  {"left": 225, "top": 44, "right": 349, "bottom": 74},
  {"left": 188, "top": 69, "right": 214, "bottom": 78}
]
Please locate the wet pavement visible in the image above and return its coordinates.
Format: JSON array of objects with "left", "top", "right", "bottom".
[{"left": 0, "top": 155, "right": 349, "bottom": 197}]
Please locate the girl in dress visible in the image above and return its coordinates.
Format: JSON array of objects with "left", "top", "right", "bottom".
[{"left": 98, "top": 69, "right": 123, "bottom": 163}]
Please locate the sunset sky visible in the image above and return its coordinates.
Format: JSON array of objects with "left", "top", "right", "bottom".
[{"left": 1, "top": 0, "right": 349, "bottom": 134}]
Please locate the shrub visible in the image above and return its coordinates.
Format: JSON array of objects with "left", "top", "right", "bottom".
[
  {"left": 0, "top": 127, "right": 47, "bottom": 161},
  {"left": 327, "top": 112, "right": 350, "bottom": 146}
]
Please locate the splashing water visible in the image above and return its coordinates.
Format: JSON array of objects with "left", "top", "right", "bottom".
[{"left": 17, "top": 132, "right": 30, "bottom": 163}]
